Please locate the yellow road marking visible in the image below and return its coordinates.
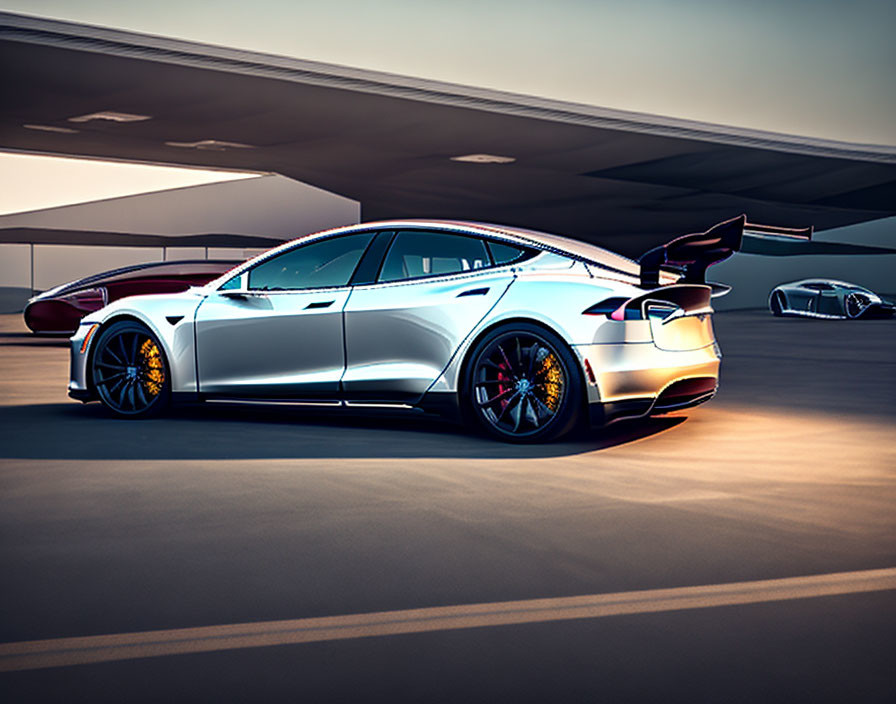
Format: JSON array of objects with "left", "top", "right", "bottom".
[{"left": 2, "top": 567, "right": 894, "bottom": 672}]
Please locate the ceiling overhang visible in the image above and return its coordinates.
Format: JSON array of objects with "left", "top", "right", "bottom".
[{"left": 2, "top": 11, "right": 895, "bottom": 257}]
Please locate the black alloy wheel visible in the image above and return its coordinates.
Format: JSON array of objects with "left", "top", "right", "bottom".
[
  {"left": 465, "top": 324, "right": 583, "bottom": 442},
  {"left": 91, "top": 321, "right": 170, "bottom": 417}
]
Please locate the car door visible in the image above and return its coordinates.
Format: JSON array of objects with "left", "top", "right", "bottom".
[
  {"left": 790, "top": 283, "right": 820, "bottom": 313},
  {"left": 195, "top": 232, "right": 375, "bottom": 399},
  {"left": 813, "top": 283, "right": 841, "bottom": 315},
  {"left": 341, "top": 230, "right": 518, "bottom": 403}
]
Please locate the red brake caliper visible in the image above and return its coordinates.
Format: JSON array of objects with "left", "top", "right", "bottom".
[{"left": 496, "top": 358, "right": 512, "bottom": 410}]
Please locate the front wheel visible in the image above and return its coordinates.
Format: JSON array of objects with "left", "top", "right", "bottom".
[
  {"left": 91, "top": 321, "right": 171, "bottom": 418},
  {"left": 845, "top": 292, "right": 870, "bottom": 319},
  {"left": 464, "top": 324, "right": 583, "bottom": 442}
]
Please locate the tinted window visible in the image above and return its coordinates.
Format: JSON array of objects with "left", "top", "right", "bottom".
[
  {"left": 220, "top": 274, "right": 242, "bottom": 290},
  {"left": 486, "top": 241, "right": 528, "bottom": 265},
  {"left": 804, "top": 282, "right": 834, "bottom": 291},
  {"left": 248, "top": 233, "right": 374, "bottom": 290},
  {"left": 379, "top": 231, "right": 490, "bottom": 282}
]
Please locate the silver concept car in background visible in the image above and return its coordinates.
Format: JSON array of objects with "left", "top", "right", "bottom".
[
  {"left": 769, "top": 279, "right": 895, "bottom": 320},
  {"left": 68, "top": 216, "right": 804, "bottom": 441}
]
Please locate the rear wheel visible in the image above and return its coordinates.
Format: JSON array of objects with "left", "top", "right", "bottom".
[
  {"left": 770, "top": 291, "right": 785, "bottom": 317},
  {"left": 464, "top": 324, "right": 583, "bottom": 442},
  {"left": 91, "top": 321, "right": 170, "bottom": 417}
]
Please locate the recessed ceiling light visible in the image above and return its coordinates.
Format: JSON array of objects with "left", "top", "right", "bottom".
[
  {"left": 68, "top": 111, "right": 152, "bottom": 123},
  {"left": 23, "top": 124, "right": 80, "bottom": 134},
  {"left": 450, "top": 153, "right": 516, "bottom": 164},
  {"left": 165, "top": 139, "right": 255, "bottom": 151}
]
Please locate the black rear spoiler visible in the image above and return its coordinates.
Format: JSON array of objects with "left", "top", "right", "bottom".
[{"left": 638, "top": 215, "right": 813, "bottom": 288}]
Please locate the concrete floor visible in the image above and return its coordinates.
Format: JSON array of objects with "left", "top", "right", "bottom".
[{"left": 0, "top": 311, "right": 893, "bottom": 702}]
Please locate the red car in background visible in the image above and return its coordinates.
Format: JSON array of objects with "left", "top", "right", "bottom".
[{"left": 24, "top": 260, "right": 239, "bottom": 334}]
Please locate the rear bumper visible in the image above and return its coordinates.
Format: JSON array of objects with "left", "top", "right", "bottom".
[
  {"left": 574, "top": 340, "right": 721, "bottom": 425},
  {"left": 589, "top": 377, "right": 718, "bottom": 426},
  {"left": 574, "top": 341, "right": 720, "bottom": 403}
]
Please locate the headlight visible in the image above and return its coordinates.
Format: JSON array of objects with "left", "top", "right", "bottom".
[{"left": 61, "top": 287, "right": 108, "bottom": 311}]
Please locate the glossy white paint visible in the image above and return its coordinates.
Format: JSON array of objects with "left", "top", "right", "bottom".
[{"left": 69, "top": 219, "right": 725, "bottom": 423}]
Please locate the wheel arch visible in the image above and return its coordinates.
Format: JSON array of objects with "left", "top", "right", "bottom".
[
  {"left": 455, "top": 316, "right": 587, "bottom": 422},
  {"left": 86, "top": 314, "right": 168, "bottom": 395}
]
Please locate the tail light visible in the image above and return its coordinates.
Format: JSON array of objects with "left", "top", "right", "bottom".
[
  {"left": 583, "top": 297, "right": 636, "bottom": 320},
  {"left": 645, "top": 302, "right": 681, "bottom": 323},
  {"left": 584, "top": 297, "right": 684, "bottom": 321},
  {"left": 584, "top": 286, "right": 711, "bottom": 322}
]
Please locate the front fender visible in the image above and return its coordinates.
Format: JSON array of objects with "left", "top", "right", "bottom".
[{"left": 81, "top": 293, "right": 205, "bottom": 394}]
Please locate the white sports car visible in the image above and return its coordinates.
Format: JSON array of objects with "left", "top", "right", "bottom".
[{"left": 68, "top": 215, "right": 804, "bottom": 441}]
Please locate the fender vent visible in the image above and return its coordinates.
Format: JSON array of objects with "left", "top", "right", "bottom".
[{"left": 166, "top": 316, "right": 184, "bottom": 325}]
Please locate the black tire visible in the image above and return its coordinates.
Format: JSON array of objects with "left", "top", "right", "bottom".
[
  {"left": 91, "top": 320, "right": 171, "bottom": 418},
  {"left": 770, "top": 291, "right": 785, "bottom": 317},
  {"left": 463, "top": 323, "right": 583, "bottom": 443}
]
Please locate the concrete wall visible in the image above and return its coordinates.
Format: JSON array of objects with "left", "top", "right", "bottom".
[
  {"left": 0, "top": 174, "right": 360, "bottom": 311},
  {"left": 0, "top": 244, "right": 31, "bottom": 288},
  {"left": 0, "top": 244, "right": 31, "bottom": 313},
  {"left": 713, "top": 216, "right": 896, "bottom": 310},
  {"left": 33, "top": 245, "right": 164, "bottom": 292},
  {"left": 713, "top": 252, "right": 896, "bottom": 310}
]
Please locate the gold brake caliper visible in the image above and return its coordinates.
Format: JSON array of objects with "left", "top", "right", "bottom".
[
  {"left": 538, "top": 353, "right": 563, "bottom": 412},
  {"left": 139, "top": 338, "right": 165, "bottom": 396}
]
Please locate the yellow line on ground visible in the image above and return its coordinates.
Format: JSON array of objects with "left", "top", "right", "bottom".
[{"left": 2, "top": 567, "right": 894, "bottom": 672}]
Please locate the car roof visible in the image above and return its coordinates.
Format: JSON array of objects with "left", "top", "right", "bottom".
[
  {"left": 267, "top": 219, "right": 644, "bottom": 280},
  {"left": 792, "top": 278, "right": 869, "bottom": 290}
]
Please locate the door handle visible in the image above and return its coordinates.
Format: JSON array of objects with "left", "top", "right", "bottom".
[
  {"left": 305, "top": 300, "right": 335, "bottom": 309},
  {"left": 221, "top": 291, "right": 267, "bottom": 301},
  {"left": 457, "top": 287, "right": 489, "bottom": 298}
]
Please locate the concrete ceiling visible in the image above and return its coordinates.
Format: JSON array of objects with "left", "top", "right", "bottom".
[{"left": 2, "top": 11, "right": 895, "bottom": 257}]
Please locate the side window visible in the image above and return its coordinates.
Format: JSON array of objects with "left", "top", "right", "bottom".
[
  {"left": 219, "top": 273, "right": 243, "bottom": 290},
  {"left": 378, "top": 231, "right": 490, "bottom": 283},
  {"left": 486, "top": 241, "right": 528, "bottom": 265},
  {"left": 247, "top": 233, "right": 374, "bottom": 290}
]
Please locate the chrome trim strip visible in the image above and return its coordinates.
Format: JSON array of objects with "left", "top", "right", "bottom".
[
  {"left": 781, "top": 309, "right": 847, "bottom": 320},
  {"left": 205, "top": 399, "right": 342, "bottom": 408},
  {"left": 343, "top": 402, "right": 415, "bottom": 410}
]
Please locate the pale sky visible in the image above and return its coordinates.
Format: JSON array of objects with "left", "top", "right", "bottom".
[
  {"left": 1, "top": 1, "right": 893, "bottom": 215},
  {"left": 0, "top": 154, "right": 259, "bottom": 216}
]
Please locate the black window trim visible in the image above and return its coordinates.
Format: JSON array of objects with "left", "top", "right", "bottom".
[{"left": 349, "top": 230, "right": 396, "bottom": 286}]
